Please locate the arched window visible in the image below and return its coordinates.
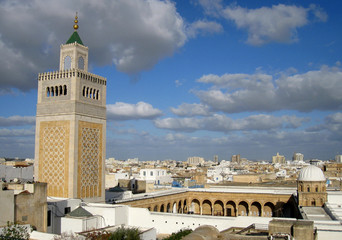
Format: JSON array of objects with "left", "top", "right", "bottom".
[
  {"left": 92, "top": 89, "right": 96, "bottom": 99},
  {"left": 86, "top": 87, "right": 89, "bottom": 98},
  {"left": 82, "top": 86, "right": 86, "bottom": 96},
  {"left": 63, "top": 85, "right": 67, "bottom": 95},
  {"left": 55, "top": 86, "right": 59, "bottom": 96},
  {"left": 96, "top": 90, "right": 100, "bottom": 100},
  {"left": 307, "top": 186, "right": 310, "bottom": 192},
  {"left": 51, "top": 87, "right": 54, "bottom": 97},
  {"left": 59, "top": 85, "right": 63, "bottom": 95},
  {"left": 78, "top": 56, "right": 84, "bottom": 70},
  {"left": 315, "top": 186, "right": 319, "bottom": 192},
  {"left": 64, "top": 56, "right": 71, "bottom": 70},
  {"left": 90, "top": 88, "right": 93, "bottom": 98},
  {"left": 46, "top": 87, "right": 50, "bottom": 97}
]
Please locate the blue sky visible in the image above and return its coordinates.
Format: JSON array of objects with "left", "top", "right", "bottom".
[{"left": 0, "top": 0, "right": 342, "bottom": 161}]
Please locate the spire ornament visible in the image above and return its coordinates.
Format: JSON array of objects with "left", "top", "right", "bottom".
[{"left": 73, "top": 12, "right": 79, "bottom": 30}]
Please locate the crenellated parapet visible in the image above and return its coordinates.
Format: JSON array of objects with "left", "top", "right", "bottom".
[{"left": 38, "top": 69, "right": 106, "bottom": 85}]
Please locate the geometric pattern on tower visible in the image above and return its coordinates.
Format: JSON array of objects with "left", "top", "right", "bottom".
[
  {"left": 39, "top": 121, "right": 70, "bottom": 197},
  {"left": 78, "top": 121, "right": 103, "bottom": 199}
]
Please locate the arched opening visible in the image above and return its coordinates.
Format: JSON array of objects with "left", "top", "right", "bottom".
[
  {"left": 251, "top": 202, "right": 261, "bottom": 216},
  {"left": 213, "top": 200, "right": 224, "bottom": 216},
  {"left": 183, "top": 200, "right": 188, "bottom": 213},
  {"left": 311, "top": 199, "right": 316, "bottom": 206},
  {"left": 166, "top": 203, "right": 171, "bottom": 213},
  {"left": 63, "top": 85, "right": 67, "bottom": 95},
  {"left": 78, "top": 56, "right": 84, "bottom": 70},
  {"left": 178, "top": 200, "right": 182, "bottom": 213},
  {"left": 153, "top": 205, "right": 158, "bottom": 212},
  {"left": 55, "top": 86, "right": 58, "bottom": 96},
  {"left": 86, "top": 87, "right": 89, "bottom": 98},
  {"left": 82, "top": 86, "right": 86, "bottom": 96},
  {"left": 315, "top": 186, "right": 319, "bottom": 192},
  {"left": 51, "top": 87, "right": 54, "bottom": 97},
  {"left": 46, "top": 87, "right": 50, "bottom": 97},
  {"left": 191, "top": 199, "right": 200, "bottom": 214},
  {"left": 264, "top": 202, "right": 274, "bottom": 217},
  {"left": 160, "top": 204, "right": 165, "bottom": 212},
  {"left": 147, "top": 207, "right": 151, "bottom": 211},
  {"left": 96, "top": 90, "right": 100, "bottom": 100},
  {"left": 59, "top": 85, "right": 62, "bottom": 95},
  {"left": 90, "top": 88, "right": 93, "bottom": 98},
  {"left": 64, "top": 56, "right": 71, "bottom": 70},
  {"left": 226, "top": 201, "right": 236, "bottom": 217},
  {"left": 238, "top": 201, "right": 248, "bottom": 216},
  {"left": 307, "top": 186, "right": 310, "bottom": 192},
  {"left": 172, "top": 202, "right": 177, "bottom": 213},
  {"left": 202, "top": 200, "right": 212, "bottom": 215}
]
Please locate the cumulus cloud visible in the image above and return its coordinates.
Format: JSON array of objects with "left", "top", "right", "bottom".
[
  {"left": 107, "top": 102, "right": 163, "bottom": 121},
  {"left": 196, "top": 66, "right": 342, "bottom": 113},
  {"left": 222, "top": 4, "right": 326, "bottom": 45},
  {"left": 171, "top": 103, "right": 211, "bottom": 117},
  {"left": 0, "top": 0, "right": 187, "bottom": 92},
  {"left": 0, "top": 116, "right": 35, "bottom": 127},
  {"left": 154, "top": 114, "right": 306, "bottom": 132},
  {"left": 0, "top": 128, "right": 35, "bottom": 137},
  {"left": 187, "top": 20, "right": 223, "bottom": 38}
]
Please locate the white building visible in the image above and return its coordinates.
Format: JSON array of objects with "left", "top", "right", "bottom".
[
  {"left": 139, "top": 169, "right": 172, "bottom": 185},
  {"left": 335, "top": 155, "right": 342, "bottom": 163},
  {"left": 187, "top": 156, "right": 205, "bottom": 165}
]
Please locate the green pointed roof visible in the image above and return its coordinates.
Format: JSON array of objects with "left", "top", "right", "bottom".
[
  {"left": 66, "top": 31, "right": 84, "bottom": 45},
  {"left": 67, "top": 206, "right": 93, "bottom": 218}
]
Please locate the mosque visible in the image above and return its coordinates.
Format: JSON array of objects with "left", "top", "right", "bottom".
[{"left": 20, "top": 15, "right": 342, "bottom": 240}]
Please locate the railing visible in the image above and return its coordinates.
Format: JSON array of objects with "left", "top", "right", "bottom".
[{"left": 38, "top": 69, "right": 106, "bottom": 85}]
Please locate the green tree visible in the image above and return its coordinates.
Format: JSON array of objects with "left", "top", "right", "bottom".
[
  {"left": 162, "top": 229, "right": 192, "bottom": 240},
  {"left": 85, "top": 227, "right": 140, "bottom": 240},
  {"left": 0, "top": 222, "right": 31, "bottom": 240}
]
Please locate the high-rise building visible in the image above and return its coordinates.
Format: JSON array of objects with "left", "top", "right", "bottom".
[
  {"left": 293, "top": 152, "right": 304, "bottom": 161},
  {"left": 214, "top": 155, "right": 218, "bottom": 163},
  {"left": 187, "top": 156, "right": 205, "bottom": 165},
  {"left": 335, "top": 155, "right": 342, "bottom": 163},
  {"left": 272, "top": 152, "right": 285, "bottom": 164},
  {"left": 231, "top": 154, "right": 241, "bottom": 164},
  {"left": 34, "top": 15, "right": 106, "bottom": 202}
]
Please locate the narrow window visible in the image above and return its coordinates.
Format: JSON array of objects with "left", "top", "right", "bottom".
[
  {"left": 47, "top": 210, "right": 51, "bottom": 227},
  {"left": 59, "top": 85, "right": 63, "bottom": 95},
  {"left": 47, "top": 87, "right": 50, "bottom": 97},
  {"left": 55, "top": 86, "right": 58, "bottom": 96},
  {"left": 86, "top": 87, "right": 89, "bottom": 97},
  {"left": 82, "top": 86, "right": 86, "bottom": 96},
  {"left": 90, "top": 88, "right": 93, "bottom": 98},
  {"left": 51, "top": 87, "right": 54, "bottom": 97},
  {"left": 63, "top": 85, "right": 67, "bottom": 95},
  {"left": 64, "top": 56, "right": 71, "bottom": 70},
  {"left": 78, "top": 56, "right": 84, "bottom": 70},
  {"left": 96, "top": 90, "right": 100, "bottom": 100}
]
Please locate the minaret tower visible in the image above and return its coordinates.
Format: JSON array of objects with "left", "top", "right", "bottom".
[{"left": 34, "top": 14, "right": 106, "bottom": 202}]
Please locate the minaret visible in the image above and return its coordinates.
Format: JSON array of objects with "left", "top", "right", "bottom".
[{"left": 34, "top": 14, "right": 106, "bottom": 202}]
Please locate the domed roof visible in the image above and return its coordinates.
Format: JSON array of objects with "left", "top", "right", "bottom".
[{"left": 298, "top": 165, "right": 325, "bottom": 181}]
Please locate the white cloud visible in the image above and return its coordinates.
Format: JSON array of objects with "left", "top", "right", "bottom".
[
  {"left": 0, "top": 0, "right": 187, "bottom": 92},
  {"left": 154, "top": 114, "right": 306, "bottom": 132},
  {"left": 0, "top": 128, "right": 35, "bottom": 137},
  {"left": 222, "top": 4, "right": 326, "bottom": 45},
  {"left": 0, "top": 116, "right": 35, "bottom": 127},
  {"left": 107, "top": 102, "right": 163, "bottom": 121},
  {"left": 196, "top": 66, "right": 342, "bottom": 113},
  {"left": 187, "top": 20, "right": 223, "bottom": 38},
  {"left": 171, "top": 103, "right": 211, "bottom": 117}
]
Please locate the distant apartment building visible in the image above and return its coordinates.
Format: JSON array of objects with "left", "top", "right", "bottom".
[
  {"left": 335, "top": 155, "right": 342, "bottom": 163},
  {"left": 187, "top": 156, "right": 205, "bottom": 165},
  {"left": 127, "top": 158, "right": 139, "bottom": 164},
  {"left": 293, "top": 152, "right": 304, "bottom": 161},
  {"left": 272, "top": 153, "right": 286, "bottom": 164},
  {"left": 139, "top": 169, "right": 172, "bottom": 185},
  {"left": 214, "top": 155, "right": 219, "bottom": 163}
]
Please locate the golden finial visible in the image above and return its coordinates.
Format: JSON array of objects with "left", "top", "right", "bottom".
[{"left": 73, "top": 12, "right": 79, "bottom": 30}]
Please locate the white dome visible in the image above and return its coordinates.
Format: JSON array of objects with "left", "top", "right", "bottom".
[{"left": 298, "top": 165, "right": 325, "bottom": 181}]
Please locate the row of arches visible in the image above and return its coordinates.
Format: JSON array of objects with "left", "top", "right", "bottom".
[
  {"left": 82, "top": 86, "right": 100, "bottom": 100},
  {"left": 147, "top": 199, "right": 278, "bottom": 217},
  {"left": 46, "top": 85, "right": 67, "bottom": 97}
]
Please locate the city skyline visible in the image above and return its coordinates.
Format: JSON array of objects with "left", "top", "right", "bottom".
[{"left": 0, "top": 0, "right": 341, "bottom": 161}]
